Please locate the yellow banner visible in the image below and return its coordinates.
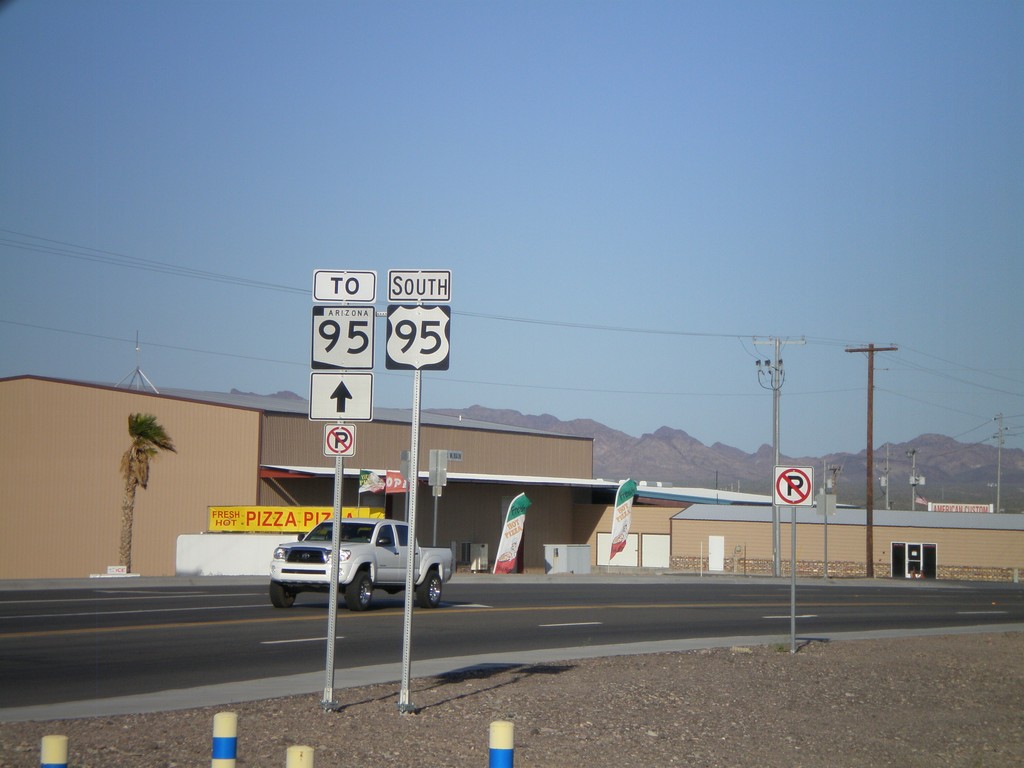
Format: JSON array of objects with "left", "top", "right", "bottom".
[{"left": 208, "top": 506, "right": 384, "bottom": 533}]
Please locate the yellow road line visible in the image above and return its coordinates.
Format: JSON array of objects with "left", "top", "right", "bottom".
[{"left": 0, "top": 600, "right": 923, "bottom": 640}]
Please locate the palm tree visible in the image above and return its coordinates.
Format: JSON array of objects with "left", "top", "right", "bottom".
[{"left": 119, "top": 413, "right": 176, "bottom": 573}]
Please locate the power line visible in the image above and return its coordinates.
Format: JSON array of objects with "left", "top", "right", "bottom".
[
  {"left": 3, "top": 228, "right": 1022, "bottom": 412},
  {"left": 889, "top": 353, "right": 1024, "bottom": 398},
  {"left": 459, "top": 310, "right": 753, "bottom": 340},
  {"left": 0, "top": 228, "right": 908, "bottom": 348},
  {"left": 0, "top": 318, "right": 865, "bottom": 402},
  {"left": 0, "top": 231, "right": 306, "bottom": 294},
  {"left": 877, "top": 387, "right": 1010, "bottom": 420},
  {"left": 0, "top": 319, "right": 305, "bottom": 368},
  {"left": 439, "top": 372, "right": 765, "bottom": 398}
]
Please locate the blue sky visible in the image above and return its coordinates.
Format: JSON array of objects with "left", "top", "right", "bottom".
[{"left": 2, "top": 0, "right": 1022, "bottom": 458}]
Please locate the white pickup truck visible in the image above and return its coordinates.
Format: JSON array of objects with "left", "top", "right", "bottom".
[{"left": 269, "top": 517, "right": 455, "bottom": 611}]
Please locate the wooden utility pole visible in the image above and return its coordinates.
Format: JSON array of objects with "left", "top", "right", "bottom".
[{"left": 846, "top": 343, "right": 898, "bottom": 578}]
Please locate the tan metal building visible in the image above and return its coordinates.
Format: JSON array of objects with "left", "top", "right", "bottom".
[
  {"left": 1, "top": 376, "right": 261, "bottom": 578},
  {"left": 0, "top": 376, "right": 603, "bottom": 578},
  {"left": 3, "top": 376, "right": 1020, "bottom": 581},
  {"left": 667, "top": 504, "right": 1024, "bottom": 581}
]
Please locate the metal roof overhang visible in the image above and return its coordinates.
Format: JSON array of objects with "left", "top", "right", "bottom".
[
  {"left": 259, "top": 466, "right": 775, "bottom": 505},
  {"left": 674, "top": 504, "right": 1024, "bottom": 530},
  {"left": 632, "top": 486, "right": 772, "bottom": 506},
  {"left": 259, "top": 465, "right": 615, "bottom": 488}
]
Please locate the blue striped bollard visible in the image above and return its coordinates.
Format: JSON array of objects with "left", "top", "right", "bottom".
[
  {"left": 489, "top": 720, "right": 514, "bottom": 768},
  {"left": 211, "top": 712, "right": 238, "bottom": 767},
  {"left": 40, "top": 735, "right": 68, "bottom": 768}
]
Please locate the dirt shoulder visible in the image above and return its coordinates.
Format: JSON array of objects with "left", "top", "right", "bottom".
[{"left": 2, "top": 631, "right": 1022, "bottom": 767}]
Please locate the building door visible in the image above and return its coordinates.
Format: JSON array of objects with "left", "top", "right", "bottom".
[
  {"left": 921, "top": 543, "right": 937, "bottom": 578},
  {"left": 892, "top": 542, "right": 906, "bottom": 579},
  {"left": 906, "top": 543, "right": 924, "bottom": 578},
  {"left": 891, "top": 542, "right": 937, "bottom": 579}
]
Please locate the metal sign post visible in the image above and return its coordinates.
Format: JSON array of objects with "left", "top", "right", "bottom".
[
  {"left": 310, "top": 268, "right": 376, "bottom": 712},
  {"left": 391, "top": 268, "right": 451, "bottom": 714},
  {"left": 773, "top": 466, "right": 813, "bottom": 655},
  {"left": 790, "top": 503, "right": 797, "bottom": 654},
  {"left": 398, "top": 369, "right": 422, "bottom": 713},
  {"left": 321, "top": 452, "right": 343, "bottom": 709}
]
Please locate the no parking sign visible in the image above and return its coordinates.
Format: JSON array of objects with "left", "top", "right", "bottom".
[
  {"left": 773, "top": 466, "right": 814, "bottom": 507},
  {"left": 323, "top": 423, "right": 356, "bottom": 457}
]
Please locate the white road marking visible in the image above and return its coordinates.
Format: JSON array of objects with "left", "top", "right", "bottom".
[
  {"left": 539, "top": 621, "right": 603, "bottom": 628},
  {"left": 956, "top": 610, "right": 1007, "bottom": 615},
  {"left": 262, "top": 636, "right": 337, "bottom": 645}
]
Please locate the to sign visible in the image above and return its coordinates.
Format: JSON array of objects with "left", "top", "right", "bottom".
[
  {"left": 309, "top": 372, "right": 374, "bottom": 421},
  {"left": 774, "top": 466, "right": 814, "bottom": 507},
  {"left": 324, "top": 424, "right": 356, "bottom": 457},
  {"left": 385, "top": 304, "right": 451, "bottom": 370},
  {"left": 388, "top": 269, "right": 451, "bottom": 303},
  {"left": 313, "top": 270, "right": 377, "bottom": 303},
  {"left": 311, "top": 305, "right": 374, "bottom": 369}
]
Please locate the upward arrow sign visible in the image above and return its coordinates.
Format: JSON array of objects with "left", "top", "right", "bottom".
[
  {"left": 309, "top": 372, "right": 373, "bottom": 421},
  {"left": 331, "top": 380, "right": 352, "bottom": 413}
]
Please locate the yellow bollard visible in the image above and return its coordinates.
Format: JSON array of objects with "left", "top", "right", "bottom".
[
  {"left": 489, "top": 720, "right": 514, "bottom": 768},
  {"left": 211, "top": 712, "right": 238, "bottom": 768},
  {"left": 40, "top": 735, "right": 69, "bottom": 768},
  {"left": 286, "top": 745, "right": 314, "bottom": 767}
]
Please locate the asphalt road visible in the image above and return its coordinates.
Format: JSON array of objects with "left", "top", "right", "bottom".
[{"left": 1, "top": 574, "right": 1022, "bottom": 719}]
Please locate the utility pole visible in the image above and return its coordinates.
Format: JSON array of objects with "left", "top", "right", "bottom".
[
  {"left": 846, "top": 343, "right": 897, "bottom": 579},
  {"left": 907, "top": 448, "right": 919, "bottom": 510},
  {"left": 755, "top": 336, "right": 804, "bottom": 577},
  {"left": 880, "top": 444, "right": 892, "bottom": 510},
  {"left": 994, "top": 414, "right": 1004, "bottom": 514},
  {"left": 827, "top": 464, "right": 842, "bottom": 497}
]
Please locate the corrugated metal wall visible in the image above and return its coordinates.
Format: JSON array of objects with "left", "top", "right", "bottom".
[
  {"left": 575, "top": 503, "right": 677, "bottom": 566},
  {"left": 0, "top": 378, "right": 261, "bottom": 578},
  {"left": 669, "top": 518, "right": 1024, "bottom": 571},
  {"left": 670, "top": 520, "right": 774, "bottom": 563},
  {"left": 260, "top": 413, "right": 593, "bottom": 478},
  {"left": 411, "top": 482, "right": 578, "bottom": 572},
  {"left": 870, "top": 525, "right": 1023, "bottom": 569}
]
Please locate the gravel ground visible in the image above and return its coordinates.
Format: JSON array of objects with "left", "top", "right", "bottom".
[{"left": 2, "top": 631, "right": 1022, "bottom": 767}]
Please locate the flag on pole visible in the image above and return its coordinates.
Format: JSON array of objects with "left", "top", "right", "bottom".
[
  {"left": 493, "top": 493, "right": 531, "bottom": 574},
  {"left": 609, "top": 479, "right": 638, "bottom": 560},
  {"left": 359, "top": 471, "right": 385, "bottom": 494}
]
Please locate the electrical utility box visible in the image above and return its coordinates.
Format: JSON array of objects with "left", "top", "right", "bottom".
[{"left": 543, "top": 544, "right": 591, "bottom": 574}]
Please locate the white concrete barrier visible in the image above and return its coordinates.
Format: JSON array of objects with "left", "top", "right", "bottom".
[{"left": 176, "top": 533, "right": 296, "bottom": 576}]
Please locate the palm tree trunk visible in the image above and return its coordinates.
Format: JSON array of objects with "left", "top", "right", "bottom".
[{"left": 119, "top": 476, "right": 138, "bottom": 573}]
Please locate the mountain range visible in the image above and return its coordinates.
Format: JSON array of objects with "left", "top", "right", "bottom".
[{"left": 430, "top": 406, "right": 1023, "bottom": 512}]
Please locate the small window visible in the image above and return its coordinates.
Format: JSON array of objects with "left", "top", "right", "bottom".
[{"left": 395, "top": 524, "right": 409, "bottom": 547}]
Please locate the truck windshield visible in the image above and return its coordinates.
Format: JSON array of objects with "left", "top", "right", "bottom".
[{"left": 303, "top": 522, "right": 378, "bottom": 544}]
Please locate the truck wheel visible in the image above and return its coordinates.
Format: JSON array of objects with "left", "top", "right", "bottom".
[
  {"left": 270, "top": 582, "right": 296, "bottom": 608},
  {"left": 345, "top": 572, "right": 373, "bottom": 611},
  {"left": 415, "top": 570, "right": 443, "bottom": 609}
]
